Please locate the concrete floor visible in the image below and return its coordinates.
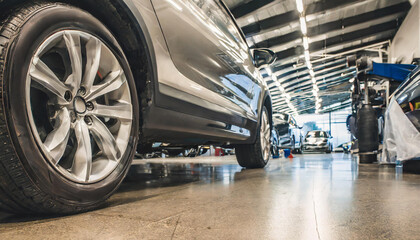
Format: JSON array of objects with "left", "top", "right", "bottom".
[{"left": 1, "top": 153, "right": 420, "bottom": 239}]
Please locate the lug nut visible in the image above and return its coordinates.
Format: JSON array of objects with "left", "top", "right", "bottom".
[
  {"left": 84, "top": 116, "right": 93, "bottom": 125},
  {"left": 64, "top": 91, "right": 72, "bottom": 102},
  {"left": 86, "top": 102, "right": 94, "bottom": 111},
  {"left": 78, "top": 87, "right": 86, "bottom": 96}
]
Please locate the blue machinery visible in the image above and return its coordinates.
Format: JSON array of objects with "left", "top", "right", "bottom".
[{"left": 368, "top": 62, "right": 416, "bottom": 82}]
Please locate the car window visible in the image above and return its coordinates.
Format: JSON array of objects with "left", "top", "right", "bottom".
[{"left": 306, "top": 131, "right": 327, "bottom": 138}]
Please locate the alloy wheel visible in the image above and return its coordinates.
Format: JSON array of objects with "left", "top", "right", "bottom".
[{"left": 26, "top": 30, "right": 133, "bottom": 183}]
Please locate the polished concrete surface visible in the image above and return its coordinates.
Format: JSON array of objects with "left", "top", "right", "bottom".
[{"left": 1, "top": 153, "right": 420, "bottom": 239}]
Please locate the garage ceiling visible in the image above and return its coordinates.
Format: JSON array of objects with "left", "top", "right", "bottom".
[{"left": 225, "top": 0, "right": 412, "bottom": 115}]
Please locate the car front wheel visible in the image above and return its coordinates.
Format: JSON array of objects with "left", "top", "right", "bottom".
[{"left": 0, "top": 3, "right": 139, "bottom": 214}]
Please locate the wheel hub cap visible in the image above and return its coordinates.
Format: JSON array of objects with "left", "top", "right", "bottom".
[{"left": 74, "top": 96, "right": 87, "bottom": 114}]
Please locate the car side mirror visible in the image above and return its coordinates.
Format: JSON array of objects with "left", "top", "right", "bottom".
[{"left": 252, "top": 48, "right": 276, "bottom": 68}]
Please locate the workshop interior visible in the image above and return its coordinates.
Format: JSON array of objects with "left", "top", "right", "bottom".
[{"left": 0, "top": 0, "right": 419, "bottom": 239}]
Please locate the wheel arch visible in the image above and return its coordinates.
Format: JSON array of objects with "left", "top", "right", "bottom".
[{"left": 263, "top": 92, "right": 273, "bottom": 131}]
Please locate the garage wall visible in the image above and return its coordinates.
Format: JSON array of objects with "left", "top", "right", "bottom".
[{"left": 389, "top": 0, "right": 419, "bottom": 64}]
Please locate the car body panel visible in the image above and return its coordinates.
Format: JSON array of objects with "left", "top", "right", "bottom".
[
  {"left": 150, "top": 0, "right": 258, "bottom": 117},
  {"left": 122, "top": 0, "right": 270, "bottom": 145},
  {"left": 0, "top": 0, "right": 271, "bottom": 146}
]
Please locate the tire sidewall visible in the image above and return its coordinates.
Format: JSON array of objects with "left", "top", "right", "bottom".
[{"left": 3, "top": 5, "right": 139, "bottom": 205}]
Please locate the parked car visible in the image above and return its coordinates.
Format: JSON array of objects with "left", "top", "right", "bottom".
[
  {"left": 303, "top": 131, "right": 333, "bottom": 153},
  {"left": 382, "top": 66, "right": 420, "bottom": 163},
  {"left": 273, "top": 112, "right": 303, "bottom": 153},
  {"left": 0, "top": 0, "right": 275, "bottom": 214},
  {"left": 334, "top": 141, "right": 352, "bottom": 153}
]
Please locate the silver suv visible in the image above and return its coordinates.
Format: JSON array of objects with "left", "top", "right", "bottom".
[{"left": 0, "top": 0, "right": 275, "bottom": 214}]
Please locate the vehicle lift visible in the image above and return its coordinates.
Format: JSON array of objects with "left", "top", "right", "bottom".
[{"left": 347, "top": 56, "right": 416, "bottom": 163}]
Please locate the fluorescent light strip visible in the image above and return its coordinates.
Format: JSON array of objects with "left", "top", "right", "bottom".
[
  {"left": 296, "top": 0, "right": 304, "bottom": 13},
  {"left": 299, "top": 17, "right": 307, "bottom": 35},
  {"left": 264, "top": 67, "right": 296, "bottom": 113},
  {"left": 303, "top": 36, "right": 309, "bottom": 50}
]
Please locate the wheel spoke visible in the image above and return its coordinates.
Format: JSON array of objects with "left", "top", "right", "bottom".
[
  {"left": 63, "top": 31, "right": 83, "bottom": 92},
  {"left": 264, "top": 127, "right": 270, "bottom": 139},
  {"left": 72, "top": 120, "right": 92, "bottom": 182},
  {"left": 261, "top": 114, "right": 266, "bottom": 131},
  {"left": 28, "top": 30, "right": 133, "bottom": 183},
  {"left": 89, "top": 116, "right": 121, "bottom": 161},
  {"left": 30, "top": 58, "right": 69, "bottom": 100},
  {"left": 265, "top": 142, "right": 271, "bottom": 155},
  {"left": 86, "top": 70, "right": 125, "bottom": 101},
  {"left": 44, "top": 108, "right": 71, "bottom": 163},
  {"left": 83, "top": 37, "right": 102, "bottom": 92},
  {"left": 91, "top": 102, "right": 132, "bottom": 122}
]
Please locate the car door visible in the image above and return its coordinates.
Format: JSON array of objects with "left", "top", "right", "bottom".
[{"left": 150, "top": 0, "right": 260, "bottom": 122}]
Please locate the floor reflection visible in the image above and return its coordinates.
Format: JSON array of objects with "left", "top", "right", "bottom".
[
  {"left": 125, "top": 160, "right": 243, "bottom": 186},
  {"left": 2, "top": 153, "right": 420, "bottom": 239}
]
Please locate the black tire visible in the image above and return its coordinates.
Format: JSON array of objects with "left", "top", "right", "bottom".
[
  {"left": 326, "top": 146, "right": 332, "bottom": 153},
  {"left": 291, "top": 137, "right": 298, "bottom": 153},
  {"left": 235, "top": 107, "right": 270, "bottom": 168},
  {"left": 296, "top": 139, "right": 303, "bottom": 154},
  {"left": 270, "top": 129, "right": 279, "bottom": 157},
  {"left": 0, "top": 3, "right": 139, "bottom": 214}
]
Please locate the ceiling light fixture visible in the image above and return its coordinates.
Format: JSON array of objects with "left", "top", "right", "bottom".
[
  {"left": 279, "top": 85, "right": 285, "bottom": 92},
  {"left": 309, "top": 69, "right": 315, "bottom": 77},
  {"left": 266, "top": 67, "right": 272, "bottom": 76},
  {"left": 303, "top": 36, "right": 309, "bottom": 50},
  {"left": 296, "top": 0, "right": 304, "bottom": 13},
  {"left": 272, "top": 75, "right": 278, "bottom": 82},
  {"left": 304, "top": 50, "right": 310, "bottom": 63},
  {"left": 299, "top": 17, "right": 307, "bottom": 35},
  {"left": 296, "top": 0, "right": 318, "bottom": 112}
]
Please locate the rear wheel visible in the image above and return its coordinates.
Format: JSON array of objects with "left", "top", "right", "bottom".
[
  {"left": 271, "top": 130, "right": 280, "bottom": 157},
  {"left": 326, "top": 145, "right": 332, "bottom": 153},
  {"left": 295, "top": 138, "right": 303, "bottom": 154},
  {"left": 0, "top": 3, "right": 139, "bottom": 214},
  {"left": 235, "top": 107, "right": 270, "bottom": 168}
]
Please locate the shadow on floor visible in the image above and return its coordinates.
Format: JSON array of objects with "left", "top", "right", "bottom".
[{"left": 0, "top": 160, "right": 245, "bottom": 223}]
